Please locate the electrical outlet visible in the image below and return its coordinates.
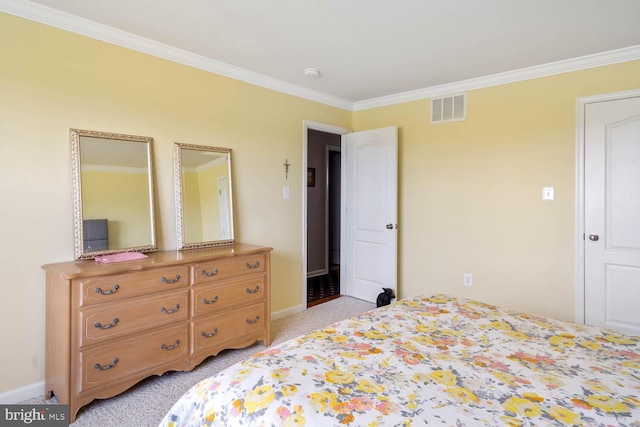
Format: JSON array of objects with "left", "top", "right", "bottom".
[{"left": 463, "top": 273, "right": 473, "bottom": 287}]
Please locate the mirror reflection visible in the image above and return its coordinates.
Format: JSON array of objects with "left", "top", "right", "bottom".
[
  {"left": 71, "top": 129, "right": 157, "bottom": 259},
  {"left": 174, "top": 143, "right": 234, "bottom": 250}
]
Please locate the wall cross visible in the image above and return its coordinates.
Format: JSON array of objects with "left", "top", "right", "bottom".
[{"left": 283, "top": 159, "right": 291, "bottom": 179}]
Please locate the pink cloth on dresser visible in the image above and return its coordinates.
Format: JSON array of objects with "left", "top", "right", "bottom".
[{"left": 95, "top": 252, "right": 149, "bottom": 263}]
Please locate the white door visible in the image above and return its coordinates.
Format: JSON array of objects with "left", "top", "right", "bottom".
[
  {"left": 584, "top": 95, "right": 640, "bottom": 335},
  {"left": 342, "top": 126, "right": 397, "bottom": 303}
]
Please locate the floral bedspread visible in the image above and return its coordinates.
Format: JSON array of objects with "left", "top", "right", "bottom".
[{"left": 160, "top": 294, "right": 640, "bottom": 426}]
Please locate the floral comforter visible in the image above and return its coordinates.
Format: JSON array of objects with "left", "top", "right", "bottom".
[{"left": 160, "top": 294, "right": 640, "bottom": 426}]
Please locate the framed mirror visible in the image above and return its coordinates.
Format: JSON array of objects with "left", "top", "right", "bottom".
[
  {"left": 174, "top": 143, "right": 234, "bottom": 250},
  {"left": 71, "top": 129, "right": 157, "bottom": 259}
]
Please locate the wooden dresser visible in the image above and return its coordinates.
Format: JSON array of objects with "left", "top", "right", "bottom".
[{"left": 42, "top": 244, "right": 271, "bottom": 422}]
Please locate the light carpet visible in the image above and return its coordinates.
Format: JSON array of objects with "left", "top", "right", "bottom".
[{"left": 23, "top": 296, "right": 375, "bottom": 426}]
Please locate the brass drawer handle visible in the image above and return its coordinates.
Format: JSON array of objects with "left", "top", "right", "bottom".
[
  {"left": 246, "top": 315, "right": 260, "bottom": 324},
  {"left": 245, "top": 285, "right": 260, "bottom": 294},
  {"left": 161, "top": 274, "right": 181, "bottom": 284},
  {"left": 94, "top": 357, "right": 119, "bottom": 371},
  {"left": 95, "top": 284, "right": 119, "bottom": 295},
  {"left": 94, "top": 318, "right": 119, "bottom": 330},
  {"left": 202, "top": 328, "right": 218, "bottom": 338},
  {"left": 201, "top": 268, "right": 219, "bottom": 277},
  {"left": 201, "top": 295, "right": 219, "bottom": 305},
  {"left": 160, "top": 304, "right": 180, "bottom": 314},
  {"left": 160, "top": 339, "right": 180, "bottom": 351},
  {"left": 246, "top": 261, "right": 260, "bottom": 269}
]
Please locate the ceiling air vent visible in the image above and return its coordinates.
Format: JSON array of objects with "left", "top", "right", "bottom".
[{"left": 431, "top": 93, "right": 466, "bottom": 123}]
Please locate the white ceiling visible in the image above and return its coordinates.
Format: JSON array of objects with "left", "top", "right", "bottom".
[{"left": 5, "top": 0, "right": 640, "bottom": 108}]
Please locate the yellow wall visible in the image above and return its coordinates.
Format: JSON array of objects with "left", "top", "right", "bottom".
[
  {"left": 354, "top": 61, "right": 640, "bottom": 322},
  {"left": 0, "top": 13, "right": 350, "bottom": 394},
  {"left": 1, "top": 10, "right": 639, "bottom": 398}
]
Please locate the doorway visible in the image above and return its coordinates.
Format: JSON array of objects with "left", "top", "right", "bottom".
[
  {"left": 302, "top": 121, "right": 398, "bottom": 308},
  {"left": 307, "top": 129, "right": 342, "bottom": 307}
]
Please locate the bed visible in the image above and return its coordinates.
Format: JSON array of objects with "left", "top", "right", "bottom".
[{"left": 160, "top": 294, "right": 640, "bottom": 426}]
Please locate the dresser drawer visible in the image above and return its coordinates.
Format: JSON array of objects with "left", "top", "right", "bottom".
[
  {"left": 191, "top": 274, "right": 265, "bottom": 317},
  {"left": 192, "top": 254, "right": 265, "bottom": 285},
  {"left": 191, "top": 302, "right": 265, "bottom": 354},
  {"left": 76, "top": 266, "right": 189, "bottom": 307},
  {"left": 79, "top": 324, "right": 188, "bottom": 393},
  {"left": 79, "top": 289, "right": 188, "bottom": 347}
]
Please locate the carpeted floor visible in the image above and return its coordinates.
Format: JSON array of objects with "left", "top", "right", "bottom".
[{"left": 22, "top": 296, "right": 375, "bottom": 427}]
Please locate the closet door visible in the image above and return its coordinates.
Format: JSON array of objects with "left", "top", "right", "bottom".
[{"left": 584, "top": 95, "right": 640, "bottom": 335}]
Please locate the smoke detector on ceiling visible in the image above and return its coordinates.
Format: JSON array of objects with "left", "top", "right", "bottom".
[{"left": 304, "top": 68, "right": 320, "bottom": 78}]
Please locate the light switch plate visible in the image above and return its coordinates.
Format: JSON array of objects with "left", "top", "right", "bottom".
[
  {"left": 283, "top": 186, "right": 290, "bottom": 199},
  {"left": 542, "top": 187, "right": 554, "bottom": 201}
]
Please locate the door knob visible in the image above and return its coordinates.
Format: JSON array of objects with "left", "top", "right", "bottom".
[
  {"left": 386, "top": 224, "right": 397, "bottom": 230},
  {"left": 588, "top": 234, "right": 599, "bottom": 241}
]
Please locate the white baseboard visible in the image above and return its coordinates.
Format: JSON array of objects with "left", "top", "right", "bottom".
[
  {"left": 271, "top": 304, "right": 305, "bottom": 321},
  {"left": 0, "top": 381, "right": 44, "bottom": 404}
]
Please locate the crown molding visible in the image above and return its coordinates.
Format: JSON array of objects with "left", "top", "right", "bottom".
[
  {"left": 0, "top": 0, "right": 353, "bottom": 111},
  {"left": 353, "top": 45, "right": 640, "bottom": 111},
  {"left": 2, "top": 0, "right": 638, "bottom": 113}
]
